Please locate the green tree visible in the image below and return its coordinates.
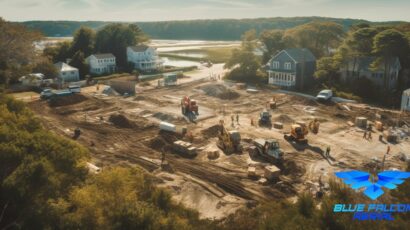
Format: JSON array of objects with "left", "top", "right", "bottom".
[
  {"left": 69, "top": 51, "right": 89, "bottom": 79},
  {"left": 284, "top": 21, "right": 345, "bottom": 57},
  {"left": 31, "top": 57, "right": 58, "bottom": 79},
  {"left": 95, "top": 24, "right": 148, "bottom": 68},
  {"left": 259, "top": 29, "right": 286, "bottom": 62},
  {"left": 314, "top": 57, "right": 341, "bottom": 86},
  {"left": 372, "top": 29, "right": 409, "bottom": 90},
  {"left": 0, "top": 18, "right": 42, "bottom": 87},
  {"left": 44, "top": 41, "right": 73, "bottom": 63},
  {"left": 70, "top": 27, "right": 95, "bottom": 57}
]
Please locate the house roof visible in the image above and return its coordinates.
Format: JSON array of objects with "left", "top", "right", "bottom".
[
  {"left": 129, "top": 45, "right": 150, "bottom": 52},
  {"left": 54, "top": 62, "right": 78, "bottom": 72},
  {"left": 283, "top": 48, "right": 316, "bottom": 63},
  {"left": 91, "top": 53, "right": 115, "bottom": 59}
]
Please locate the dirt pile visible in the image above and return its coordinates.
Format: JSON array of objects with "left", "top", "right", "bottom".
[
  {"left": 49, "top": 94, "right": 88, "bottom": 107},
  {"left": 274, "top": 114, "right": 294, "bottom": 123},
  {"left": 109, "top": 114, "right": 135, "bottom": 129},
  {"left": 201, "top": 125, "right": 221, "bottom": 138},
  {"left": 147, "top": 131, "right": 178, "bottom": 151},
  {"left": 201, "top": 84, "right": 240, "bottom": 100}
]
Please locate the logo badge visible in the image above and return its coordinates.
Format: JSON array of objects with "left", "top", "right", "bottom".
[{"left": 335, "top": 170, "right": 410, "bottom": 200}]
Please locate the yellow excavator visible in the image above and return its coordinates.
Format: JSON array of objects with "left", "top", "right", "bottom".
[
  {"left": 284, "top": 121, "right": 309, "bottom": 145},
  {"left": 217, "top": 120, "right": 242, "bottom": 154}
]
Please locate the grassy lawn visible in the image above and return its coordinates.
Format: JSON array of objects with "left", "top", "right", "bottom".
[{"left": 160, "top": 46, "right": 238, "bottom": 64}]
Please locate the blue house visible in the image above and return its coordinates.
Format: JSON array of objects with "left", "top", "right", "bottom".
[{"left": 266, "top": 48, "right": 316, "bottom": 89}]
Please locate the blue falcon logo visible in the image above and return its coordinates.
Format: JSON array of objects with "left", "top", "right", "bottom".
[{"left": 335, "top": 170, "right": 410, "bottom": 200}]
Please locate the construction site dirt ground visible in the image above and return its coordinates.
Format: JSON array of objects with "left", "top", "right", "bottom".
[{"left": 27, "top": 78, "right": 410, "bottom": 220}]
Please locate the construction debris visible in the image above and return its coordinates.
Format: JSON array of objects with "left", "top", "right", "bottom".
[
  {"left": 264, "top": 165, "right": 281, "bottom": 181},
  {"left": 355, "top": 117, "right": 368, "bottom": 128}
]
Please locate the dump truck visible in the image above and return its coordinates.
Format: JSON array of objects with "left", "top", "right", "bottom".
[
  {"left": 284, "top": 122, "right": 309, "bottom": 144},
  {"left": 249, "top": 138, "right": 283, "bottom": 163},
  {"left": 181, "top": 96, "right": 199, "bottom": 116},
  {"left": 259, "top": 110, "right": 272, "bottom": 127},
  {"left": 217, "top": 120, "right": 242, "bottom": 154}
]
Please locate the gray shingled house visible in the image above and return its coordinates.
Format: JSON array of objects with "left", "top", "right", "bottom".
[{"left": 266, "top": 48, "right": 316, "bottom": 90}]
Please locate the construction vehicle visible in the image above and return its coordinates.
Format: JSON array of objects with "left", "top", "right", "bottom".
[
  {"left": 284, "top": 122, "right": 309, "bottom": 144},
  {"left": 309, "top": 119, "right": 320, "bottom": 134},
  {"left": 249, "top": 139, "right": 283, "bottom": 163},
  {"left": 258, "top": 110, "right": 272, "bottom": 127},
  {"left": 217, "top": 120, "right": 242, "bottom": 154},
  {"left": 181, "top": 96, "right": 199, "bottom": 116}
]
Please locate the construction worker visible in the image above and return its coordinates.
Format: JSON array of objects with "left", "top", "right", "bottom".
[
  {"left": 231, "top": 115, "right": 235, "bottom": 127},
  {"left": 368, "top": 130, "right": 372, "bottom": 140},
  {"left": 363, "top": 130, "right": 367, "bottom": 139},
  {"left": 386, "top": 145, "right": 391, "bottom": 155},
  {"left": 236, "top": 114, "right": 239, "bottom": 125},
  {"left": 325, "top": 146, "right": 331, "bottom": 158}
]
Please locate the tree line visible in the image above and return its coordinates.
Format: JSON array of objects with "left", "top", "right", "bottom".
[
  {"left": 22, "top": 17, "right": 404, "bottom": 40},
  {"left": 225, "top": 21, "right": 410, "bottom": 106}
]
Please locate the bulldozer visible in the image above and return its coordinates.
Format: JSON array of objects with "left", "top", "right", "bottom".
[
  {"left": 217, "top": 120, "right": 242, "bottom": 154},
  {"left": 309, "top": 118, "right": 320, "bottom": 134},
  {"left": 259, "top": 110, "right": 272, "bottom": 127},
  {"left": 284, "top": 122, "right": 309, "bottom": 144},
  {"left": 249, "top": 139, "right": 283, "bottom": 163}
]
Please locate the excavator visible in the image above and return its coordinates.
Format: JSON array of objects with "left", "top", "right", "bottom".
[
  {"left": 217, "top": 120, "right": 242, "bottom": 154},
  {"left": 284, "top": 121, "right": 309, "bottom": 145}
]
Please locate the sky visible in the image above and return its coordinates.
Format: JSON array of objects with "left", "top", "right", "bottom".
[{"left": 0, "top": 0, "right": 409, "bottom": 22}]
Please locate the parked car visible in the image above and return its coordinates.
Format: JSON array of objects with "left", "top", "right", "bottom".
[{"left": 316, "top": 89, "right": 333, "bottom": 101}]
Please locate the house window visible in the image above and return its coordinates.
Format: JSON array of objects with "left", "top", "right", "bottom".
[
  {"left": 284, "top": 62, "right": 291, "bottom": 70},
  {"left": 272, "top": 61, "right": 279, "bottom": 69}
]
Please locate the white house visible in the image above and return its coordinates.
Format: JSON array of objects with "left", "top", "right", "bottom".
[
  {"left": 127, "top": 45, "right": 163, "bottom": 72},
  {"left": 86, "top": 53, "right": 116, "bottom": 75},
  {"left": 54, "top": 62, "right": 80, "bottom": 82},
  {"left": 402, "top": 89, "right": 410, "bottom": 112}
]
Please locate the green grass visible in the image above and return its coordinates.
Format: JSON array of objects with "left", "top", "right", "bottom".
[{"left": 160, "top": 46, "right": 238, "bottom": 64}]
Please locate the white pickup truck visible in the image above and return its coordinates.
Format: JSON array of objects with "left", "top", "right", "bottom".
[{"left": 316, "top": 89, "right": 333, "bottom": 101}]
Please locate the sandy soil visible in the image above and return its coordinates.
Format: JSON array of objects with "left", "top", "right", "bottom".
[{"left": 26, "top": 77, "right": 410, "bottom": 219}]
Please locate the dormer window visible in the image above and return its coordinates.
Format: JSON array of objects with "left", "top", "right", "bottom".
[
  {"left": 284, "top": 62, "right": 291, "bottom": 70},
  {"left": 272, "top": 61, "right": 279, "bottom": 69}
]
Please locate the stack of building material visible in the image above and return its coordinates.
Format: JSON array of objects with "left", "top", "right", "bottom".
[
  {"left": 264, "top": 165, "right": 280, "bottom": 181},
  {"left": 355, "top": 117, "right": 368, "bottom": 128},
  {"left": 247, "top": 166, "right": 257, "bottom": 178},
  {"left": 273, "top": 122, "right": 283, "bottom": 129}
]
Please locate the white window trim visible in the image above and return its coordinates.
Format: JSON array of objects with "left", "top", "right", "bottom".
[{"left": 284, "top": 62, "right": 291, "bottom": 70}]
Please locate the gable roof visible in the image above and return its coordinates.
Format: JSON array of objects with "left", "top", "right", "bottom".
[
  {"left": 129, "top": 45, "right": 150, "bottom": 52},
  {"left": 54, "top": 62, "right": 78, "bottom": 72},
  {"left": 91, "top": 53, "right": 115, "bottom": 59},
  {"left": 283, "top": 48, "right": 316, "bottom": 62}
]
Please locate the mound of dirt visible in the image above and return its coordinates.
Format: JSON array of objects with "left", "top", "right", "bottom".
[
  {"left": 201, "top": 125, "right": 221, "bottom": 138},
  {"left": 153, "top": 112, "right": 177, "bottom": 122},
  {"left": 109, "top": 113, "right": 135, "bottom": 128},
  {"left": 147, "top": 131, "right": 179, "bottom": 151},
  {"left": 274, "top": 114, "right": 294, "bottom": 123},
  {"left": 201, "top": 84, "right": 240, "bottom": 100},
  {"left": 49, "top": 94, "right": 88, "bottom": 107}
]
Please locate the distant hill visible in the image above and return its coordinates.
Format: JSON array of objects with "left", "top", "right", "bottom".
[{"left": 21, "top": 17, "right": 406, "bottom": 40}]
